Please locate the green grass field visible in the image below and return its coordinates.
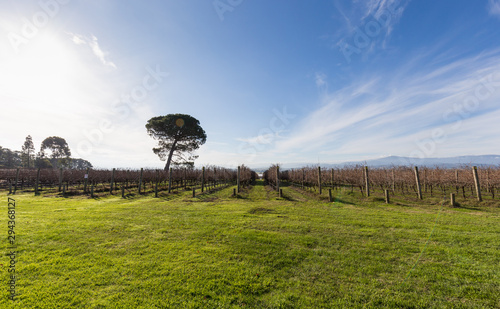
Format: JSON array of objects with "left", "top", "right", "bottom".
[{"left": 1, "top": 180, "right": 499, "bottom": 308}]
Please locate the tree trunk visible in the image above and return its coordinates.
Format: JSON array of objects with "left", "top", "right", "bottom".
[{"left": 164, "top": 140, "right": 178, "bottom": 171}]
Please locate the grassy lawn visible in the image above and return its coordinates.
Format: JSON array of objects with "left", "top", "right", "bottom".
[{"left": 0, "top": 180, "right": 499, "bottom": 308}]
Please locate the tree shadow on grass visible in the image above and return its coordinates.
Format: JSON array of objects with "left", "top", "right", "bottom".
[
  {"left": 248, "top": 207, "right": 275, "bottom": 214},
  {"left": 233, "top": 194, "right": 248, "bottom": 200},
  {"left": 279, "top": 194, "right": 298, "bottom": 202},
  {"left": 393, "top": 202, "right": 412, "bottom": 207},
  {"left": 115, "top": 193, "right": 137, "bottom": 199},
  {"left": 451, "top": 203, "right": 483, "bottom": 211},
  {"left": 332, "top": 198, "right": 355, "bottom": 205}
]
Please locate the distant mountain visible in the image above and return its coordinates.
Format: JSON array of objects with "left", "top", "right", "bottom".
[
  {"left": 331, "top": 155, "right": 500, "bottom": 168},
  {"left": 252, "top": 155, "right": 500, "bottom": 171}
]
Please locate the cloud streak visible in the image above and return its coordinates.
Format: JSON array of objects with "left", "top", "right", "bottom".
[
  {"left": 70, "top": 33, "right": 116, "bottom": 68},
  {"left": 489, "top": 0, "right": 500, "bottom": 17},
  {"left": 315, "top": 72, "right": 327, "bottom": 88},
  {"left": 274, "top": 48, "right": 500, "bottom": 162},
  {"left": 236, "top": 134, "right": 274, "bottom": 145},
  {"left": 335, "top": 0, "right": 410, "bottom": 50}
]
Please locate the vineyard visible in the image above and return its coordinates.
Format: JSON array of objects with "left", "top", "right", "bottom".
[
  {"left": 0, "top": 165, "right": 256, "bottom": 197},
  {"left": 265, "top": 164, "right": 500, "bottom": 204},
  {"left": 2, "top": 163, "right": 500, "bottom": 204},
  {"left": 0, "top": 164, "right": 499, "bottom": 307}
]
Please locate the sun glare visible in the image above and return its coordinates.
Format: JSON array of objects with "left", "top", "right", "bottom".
[{"left": 3, "top": 32, "right": 79, "bottom": 105}]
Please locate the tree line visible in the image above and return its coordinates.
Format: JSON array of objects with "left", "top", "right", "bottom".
[
  {"left": 2, "top": 113, "right": 208, "bottom": 170},
  {"left": 0, "top": 135, "right": 92, "bottom": 169}
]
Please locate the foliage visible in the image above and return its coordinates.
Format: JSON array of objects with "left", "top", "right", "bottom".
[
  {"left": 40, "top": 136, "right": 72, "bottom": 168},
  {"left": 0, "top": 146, "right": 21, "bottom": 168},
  {"left": 21, "top": 135, "right": 35, "bottom": 168},
  {"left": 68, "top": 158, "right": 93, "bottom": 169},
  {"left": 1, "top": 136, "right": 92, "bottom": 170},
  {"left": 34, "top": 156, "right": 53, "bottom": 168},
  {"left": 146, "top": 114, "right": 207, "bottom": 170}
]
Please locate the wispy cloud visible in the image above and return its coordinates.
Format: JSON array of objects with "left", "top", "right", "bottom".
[
  {"left": 365, "top": 0, "right": 407, "bottom": 30},
  {"left": 69, "top": 33, "right": 116, "bottom": 68},
  {"left": 335, "top": 0, "right": 410, "bottom": 62},
  {"left": 333, "top": 0, "right": 353, "bottom": 31},
  {"left": 236, "top": 133, "right": 274, "bottom": 145},
  {"left": 315, "top": 72, "right": 327, "bottom": 88},
  {"left": 88, "top": 35, "right": 116, "bottom": 68},
  {"left": 275, "top": 48, "right": 500, "bottom": 161},
  {"left": 488, "top": 0, "right": 500, "bottom": 17},
  {"left": 71, "top": 35, "right": 86, "bottom": 45},
  {"left": 341, "top": 0, "right": 409, "bottom": 34}
]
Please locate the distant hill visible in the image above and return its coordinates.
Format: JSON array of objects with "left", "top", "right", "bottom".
[
  {"left": 252, "top": 155, "right": 500, "bottom": 171},
  {"left": 327, "top": 155, "right": 500, "bottom": 168}
]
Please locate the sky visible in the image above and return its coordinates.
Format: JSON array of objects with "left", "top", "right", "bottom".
[{"left": 1, "top": 0, "right": 500, "bottom": 169}]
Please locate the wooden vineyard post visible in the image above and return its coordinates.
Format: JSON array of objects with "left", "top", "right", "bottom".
[
  {"left": 58, "top": 167, "right": 63, "bottom": 192},
  {"left": 302, "top": 168, "right": 305, "bottom": 189},
  {"left": 331, "top": 169, "right": 334, "bottom": 189},
  {"left": 138, "top": 168, "right": 143, "bottom": 194},
  {"left": 472, "top": 166, "right": 482, "bottom": 202},
  {"left": 450, "top": 193, "right": 456, "bottom": 207},
  {"left": 168, "top": 168, "right": 172, "bottom": 193},
  {"left": 213, "top": 167, "right": 217, "bottom": 189},
  {"left": 329, "top": 189, "right": 333, "bottom": 202},
  {"left": 276, "top": 165, "right": 280, "bottom": 193},
  {"left": 110, "top": 168, "right": 116, "bottom": 194},
  {"left": 423, "top": 168, "right": 427, "bottom": 193},
  {"left": 184, "top": 168, "right": 187, "bottom": 190},
  {"left": 35, "top": 168, "right": 40, "bottom": 196},
  {"left": 192, "top": 188, "right": 195, "bottom": 198},
  {"left": 84, "top": 168, "right": 89, "bottom": 194},
  {"left": 91, "top": 183, "right": 94, "bottom": 198},
  {"left": 14, "top": 168, "right": 20, "bottom": 194},
  {"left": 487, "top": 169, "right": 490, "bottom": 194},
  {"left": 385, "top": 190, "right": 390, "bottom": 204},
  {"left": 237, "top": 166, "right": 241, "bottom": 193},
  {"left": 121, "top": 185, "right": 125, "bottom": 198},
  {"left": 414, "top": 166, "right": 422, "bottom": 200},
  {"left": 155, "top": 170, "right": 159, "bottom": 198},
  {"left": 279, "top": 189, "right": 283, "bottom": 198},
  {"left": 201, "top": 167, "right": 205, "bottom": 193},
  {"left": 318, "top": 166, "right": 322, "bottom": 195},
  {"left": 391, "top": 169, "right": 395, "bottom": 193},
  {"left": 364, "top": 166, "right": 370, "bottom": 197}
]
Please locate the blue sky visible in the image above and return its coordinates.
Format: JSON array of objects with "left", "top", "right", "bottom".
[{"left": 1, "top": 0, "right": 500, "bottom": 169}]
